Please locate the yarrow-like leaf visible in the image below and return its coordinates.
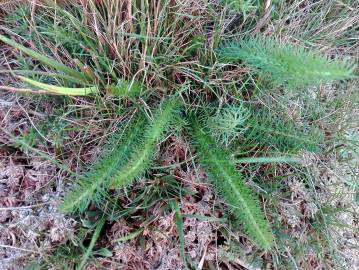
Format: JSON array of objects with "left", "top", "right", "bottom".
[
  {"left": 60, "top": 96, "right": 180, "bottom": 214},
  {"left": 59, "top": 116, "right": 147, "bottom": 214},
  {"left": 190, "top": 117, "right": 274, "bottom": 249},
  {"left": 205, "top": 104, "right": 323, "bottom": 153},
  {"left": 218, "top": 36, "right": 355, "bottom": 88},
  {"left": 110, "top": 96, "right": 181, "bottom": 187}
]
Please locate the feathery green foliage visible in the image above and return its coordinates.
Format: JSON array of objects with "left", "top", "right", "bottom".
[
  {"left": 222, "top": 0, "right": 258, "bottom": 15},
  {"left": 110, "top": 96, "right": 181, "bottom": 188},
  {"left": 206, "top": 104, "right": 251, "bottom": 146},
  {"left": 59, "top": 116, "right": 147, "bottom": 214},
  {"left": 190, "top": 118, "right": 274, "bottom": 249},
  {"left": 59, "top": 96, "right": 180, "bottom": 214},
  {"left": 205, "top": 105, "right": 323, "bottom": 153},
  {"left": 243, "top": 108, "right": 324, "bottom": 153},
  {"left": 218, "top": 37, "right": 355, "bottom": 88},
  {"left": 107, "top": 80, "right": 142, "bottom": 98}
]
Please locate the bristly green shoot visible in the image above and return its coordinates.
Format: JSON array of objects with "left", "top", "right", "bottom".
[
  {"left": 110, "top": 96, "right": 181, "bottom": 188},
  {"left": 243, "top": 108, "right": 324, "bottom": 153},
  {"left": 218, "top": 36, "right": 355, "bottom": 89},
  {"left": 205, "top": 104, "right": 323, "bottom": 153},
  {"left": 60, "top": 96, "right": 181, "bottom": 214},
  {"left": 190, "top": 117, "right": 274, "bottom": 249},
  {"left": 59, "top": 116, "right": 147, "bottom": 214}
]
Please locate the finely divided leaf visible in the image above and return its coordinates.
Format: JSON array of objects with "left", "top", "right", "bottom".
[
  {"left": 218, "top": 36, "right": 355, "bottom": 88},
  {"left": 60, "top": 116, "right": 147, "bottom": 214},
  {"left": 110, "top": 96, "right": 181, "bottom": 187},
  {"left": 190, "top": 118, "right": 274, "bottom": 249}
]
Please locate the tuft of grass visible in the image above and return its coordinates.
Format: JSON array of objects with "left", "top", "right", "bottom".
[{"left": 218, "top": 36, "right": 355, "bottom": 89}]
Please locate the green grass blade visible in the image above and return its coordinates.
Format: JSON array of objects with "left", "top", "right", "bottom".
[
  {"left": 170, "top": 200, "right": 188, "bottom": 270},
  {"left": 235, "top": 156, "right": 301, "bottom": 164},
  {"left": 0, "top": 33, "right": 87, "bottom": 80},
  {"left": 0, "top": 70, "right": 85, "bottom": 84},
  {"left": 19, "top": 76, "right": 98, "bottom": 96},
  {"left": 77, "top": 217, "right": 106, "bottom": 270}
]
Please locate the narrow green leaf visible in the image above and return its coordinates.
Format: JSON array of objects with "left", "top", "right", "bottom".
[
  {"left": 0, "top": 70, "right": 85, "bottom": 84},
  {"left": 19, "top": 76, "right": 98, "bottom": 96},
  {"left": 0, "top": 33, "right": 86, "bottom": 80},
  {"left": 77, "top": 217, "right": 106, "bottom": 270},
  {"left": 170, "top": 200, "right": 188, "bottom": 270},
  {"left": 235, "top": 156, "right": 301, "bottom": 164}
]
